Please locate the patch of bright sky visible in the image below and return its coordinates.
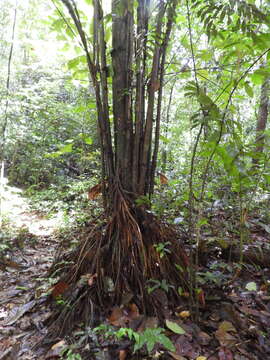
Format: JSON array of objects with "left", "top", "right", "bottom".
[{"left": 12, "top": 0, "right": 110, "bottom": 68}]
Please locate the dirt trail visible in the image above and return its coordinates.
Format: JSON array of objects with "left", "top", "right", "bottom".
[{"left": 0, "top": 180, "right": 60, "bottom": 359}]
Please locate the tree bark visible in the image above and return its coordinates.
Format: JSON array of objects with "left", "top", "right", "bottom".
[
  {"left": 111, "top": 0, "right": 134, "bottom": 191},
  {"left": 253, "top": 75, "right": 270, "bottom": 164},
  {"left": 138, "top": 0, "right": 166, "bottom": 195}
]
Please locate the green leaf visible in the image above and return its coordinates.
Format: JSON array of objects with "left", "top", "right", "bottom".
[
  {"left": 165, "top": 320, "right": 186, "bottom": 334},
  {"left": 245, "top": 282, "right": 257, "bottom": 291},
  {"left": 84, "top": 137, "right": 93, "bottom": 145},
  {"left": 158, "top": 334, "right": 175, "bottom": 352},
  {"left": 160, "top": 135, "right": 170, "bottom": 144},
  {"left": 58, "top": 143, "right": 73, "bottom": 154},
  {"left": 67, "top": 55, "right": 87, "bottom": 70},
  {"left": 244, "top": 82, "right": 253, "bottom": 98}
]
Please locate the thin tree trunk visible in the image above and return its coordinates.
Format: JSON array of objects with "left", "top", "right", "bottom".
[
  {"left": 149, "top": 0, "right": 176, "bottom": 195},
  {"left": 139, "top": 0, "right": 166, "bottom": 195},
  {"left": 161, "top": 81, "right": 175, "bottom": 172},
  {"left": 61, "top": 0, "right": 114, "bottom": 196},
  {"left": 253, "top": 75, "right": 270, "bottom": 164}
]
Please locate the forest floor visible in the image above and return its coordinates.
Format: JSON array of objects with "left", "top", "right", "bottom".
[
  {"left": 0, "top": 180, "right": 60, "bottom": 359},
  {"left": 1, "top": 181, "right": 270, "bottom": 359}
]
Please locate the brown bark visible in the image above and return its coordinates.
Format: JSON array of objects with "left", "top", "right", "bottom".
[
  {"left": 61, "top": 0, "right": 114, "bottom": 200},
  {"left": 61, "top": 0, "right": 177, "bottom": 201},
  {"left": 138, "top": 0, "right": 166, "bottom": 195},
  {"left": 111, "top": 0, "right": 134, "bottom": 191},
  {"left": 132, "top": 0, "right": 149, "bottom": 193},
  {"left": 149, "top": 0, "right": 176, "bottom": 195}
]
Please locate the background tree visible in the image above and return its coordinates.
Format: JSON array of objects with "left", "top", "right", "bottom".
[{"left": 253, "top": 73, "right": 270, "bottom": 164}]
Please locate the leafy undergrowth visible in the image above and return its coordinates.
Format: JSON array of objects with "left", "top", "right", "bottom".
[{"left": 1, "top": 183, "right": 270, "bottom": 359}]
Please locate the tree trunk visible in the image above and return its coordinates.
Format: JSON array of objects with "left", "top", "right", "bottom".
[
  {"left": 51, "top": 0, "right": 189, "bottom": 336},
  {"left": 253, "top": 75, "right": 270, "bottom": 164}
]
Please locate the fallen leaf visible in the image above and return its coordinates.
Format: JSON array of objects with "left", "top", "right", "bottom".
[
  {"left": 88, "top": 182, "right": 103, "bottom": 200},
  {"left": 215, "top": 329, "right": 237, "bottom": 347},
  {"left": 218, "top": 321, "right": 236, "bottom": 333},
  {"left": 137, "top": 316, "right": 159, "bottom": 332},
  {"left": 168, "top": 352, "right": 187, "bottom": 360},
  {"left": 174, "top": 335, "right": 199, "bottom": 358},
  {"left": 52, "top": 281, "right": 69, "bottom": 298},
  {"left": 166, "top": 320, "right": 186, "bottom": 334},
  {"left": 108, "top": 306, "right": 126, "bottom": 327},
  {"left": 51, "top": 340, "right": 66, "bottom": 350},
  {"left": 159, "top": 172, "right": 168, "bottom": 184},
  {"left": 127, "top": 303, "right": 140, "bottom": 320},
  {"left": 218, "top": 347, "right": 233, "bottom": 360},
  {"left": 4, "top": 300, "right": 36, "bottom": 326},
  {"left": 245, "top": 282, "right": 257, "bottom": 291},
  {"left": 198, "top": 290, "right": 205, "bottom": 307},
  {"left": 196, "top": 357, "right": 207, "bottom": 360},
  {"left": 46, "top": 340, "right": 67, "bottom": 359},
  {"left": 238, "top": 305, "right": 264, "bottom": 317},
  {"left": 197, "top": 331, "right": 211, "bottom": 345},
  {"left": 178, "top": 311, "right": 190, "bottom": 318},
  {"left": 119, "top": 349, "right": 127, "bottom": 360}
]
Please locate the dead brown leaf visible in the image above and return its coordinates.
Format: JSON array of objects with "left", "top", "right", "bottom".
[
  {"left": 197, "top": 331, "right": 211, "bottom": 346},
  {"left": 119, "top": 349, "right": 127, "bottom": 360},
  {"left": 52, "top": 281, "right": 69, "bottom": 298},
  {"left": 168, "top": 352, "right": 187, "bottom": 359},
  {"left": 108, "top": 306, "right": 126, "bottom": 327},
  {"left": 218, "top": 347, "right": 233, "bottom": 360},
  {"left": 87, "top": 182, "right": 103, "bottom": 200},
  {"left": 137, "top": 316, "right": 159, "bottom": 332},
  {"left": 215, "top": 329, "right": 237, "bottom": 347},
  {"left": 159, "top": 172, "right": 168, "bottom": 185}
]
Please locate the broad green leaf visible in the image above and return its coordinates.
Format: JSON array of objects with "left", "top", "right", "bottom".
[{"left": 165, "top": 320, "right": 185, "bottom": 334}]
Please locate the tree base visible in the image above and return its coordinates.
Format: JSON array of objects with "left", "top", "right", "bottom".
[{"left": 46, "top": 191, "right": 189, "bottom": 337}]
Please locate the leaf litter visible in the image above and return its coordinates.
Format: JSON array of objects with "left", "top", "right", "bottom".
[{"left": 1, "top": 186, "right": 270, "bottom": 359}]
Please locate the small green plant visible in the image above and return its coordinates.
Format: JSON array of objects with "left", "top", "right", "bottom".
[
  {"left": 154, "top": 241, "right": 171, "bottom": 258},
  {"left": 94, "top": 325, "right": 175, "bottom": 354},
  {"left": 146, "top": 279, "right": 174, "bottom": 294},
  {"left": 93, "top": 324, "right": 115, "bottom": 339},
  {"left": 61, "top": 348, "right": 82, "bottom": 360},
  {"left": 133, "top": 327, "right": 175, "bottom": 353}
]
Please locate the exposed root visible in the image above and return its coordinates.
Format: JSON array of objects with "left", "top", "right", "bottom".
[{"left": 46, "top": 185, "right": 189, "bottom": 337}]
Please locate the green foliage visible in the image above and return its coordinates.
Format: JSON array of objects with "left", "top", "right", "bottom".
[
  {"left": 133, "top": 327, "right": 175, "bottom": 353},
  {"left": 165, "top": 320, "right": 186, "bottom": 335},
  {"left": 154, "top": 241, "right": 171, "bottom": 258},
  {"left": 146, "top": 279, "right": 174, "bottom": 294},
  {"left": 93, "top": 325, "right": 176, "bottom": 354}
]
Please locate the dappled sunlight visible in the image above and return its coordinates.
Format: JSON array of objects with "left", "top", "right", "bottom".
[{"left": 1, "top": 178, "right": 62, "bottom": 237}]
